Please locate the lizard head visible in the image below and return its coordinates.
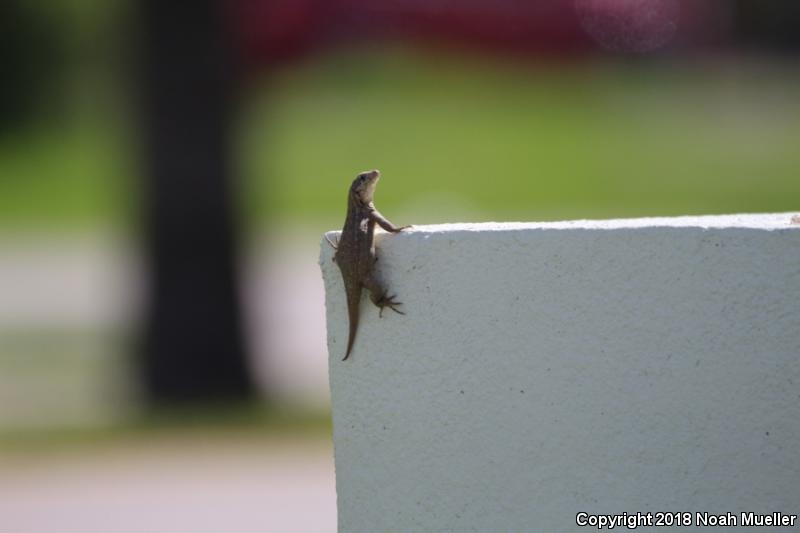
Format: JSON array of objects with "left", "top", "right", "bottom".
[{"left": 350, "top": 169, "right": 380, "bottom": 204}]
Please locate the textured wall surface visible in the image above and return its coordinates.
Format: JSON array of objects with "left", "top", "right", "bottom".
[{"left": 320, "top": 214, "right": 800, "bottom": 533}]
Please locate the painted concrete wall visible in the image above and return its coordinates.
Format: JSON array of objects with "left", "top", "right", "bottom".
[{"left": 320, "top": 214, "right": 800, "bottom": 533}]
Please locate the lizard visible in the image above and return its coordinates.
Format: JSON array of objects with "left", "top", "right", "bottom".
[{"left": 327, "top": 169, "right": 410, "bottom": 360}]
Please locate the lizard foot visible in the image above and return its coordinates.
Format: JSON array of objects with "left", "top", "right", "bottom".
[{"left": 377, "top": 294, "right": 405, "bottom": 317}]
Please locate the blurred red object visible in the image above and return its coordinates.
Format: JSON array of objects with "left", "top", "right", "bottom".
[{"left": 231, "top": 0, "right": 729, "bottom": 69}]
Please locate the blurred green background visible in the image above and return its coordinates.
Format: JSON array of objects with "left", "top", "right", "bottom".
[
  {"left": 1, "top": 0, "right": 799, "bottom": 530},
  {"left": 4, "top": 49, "right": 800, "bottom": 230}
]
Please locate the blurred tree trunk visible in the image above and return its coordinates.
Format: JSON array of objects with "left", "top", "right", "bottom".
[
  {"left": 138, "top": 0, "right": 255, "bottom": 405},
  {"left": 732, "top": 1, "right": 800, "bottom": 51}
]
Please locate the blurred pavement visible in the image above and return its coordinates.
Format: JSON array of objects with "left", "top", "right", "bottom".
[{"left": 0, "top": 439, "right": 336, "bottom": 533}]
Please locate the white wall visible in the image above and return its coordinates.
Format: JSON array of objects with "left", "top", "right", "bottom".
[{"left": 320, "top": 214, "right": 800, "bottom": 532}]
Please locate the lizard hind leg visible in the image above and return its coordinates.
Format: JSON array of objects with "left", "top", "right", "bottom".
[
  {"left": 364, "top": 277, "right": 405, "bottom": 317},
  {"left": 376, "top": 293, "right": 405, "bottom": 318}
]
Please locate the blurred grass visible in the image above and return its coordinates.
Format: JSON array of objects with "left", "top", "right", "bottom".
[
  {"left": 0, "top": 327, "right": 328, "bottom": 453},
  {"left": 2, "top": 49, "right": 800, "bottom": 230},
  {"left": 0, "top": 401, "right": 332, "bottom": 457},
  {"left": 242, "top": 50, "right": 800, "bottom": 225},
  {"left": 0, "top": 329, "right": 330, "bottom": 450},
  {"left": 0, "top": 329, "right": 134, "bottom": 430},
  {"left": 0, "top": 120, "right": 128, "bottom": 230}
]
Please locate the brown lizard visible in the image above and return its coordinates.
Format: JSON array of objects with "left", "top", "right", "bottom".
[{"left": 327, "top": 170, "right": 410, "bottom": 360}]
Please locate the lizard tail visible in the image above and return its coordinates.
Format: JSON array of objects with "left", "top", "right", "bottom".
[{"left": 343, "top": 289, "right": 361, "bottom": 360}]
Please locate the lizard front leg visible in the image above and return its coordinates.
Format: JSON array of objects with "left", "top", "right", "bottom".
[
  {"left": 369, "top": 209, "right": 411, "bottom": 233},
  {"left": 363, "top": 276, "right": 405, "bottom": 317}
]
